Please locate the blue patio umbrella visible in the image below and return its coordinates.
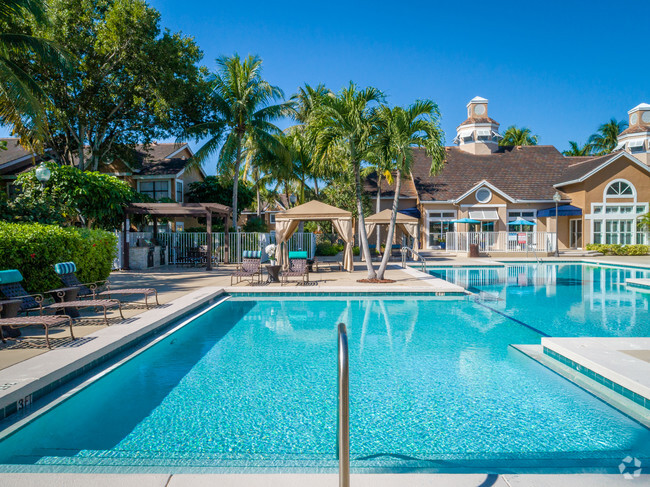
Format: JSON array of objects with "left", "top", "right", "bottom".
[
  {"left": 451, "top": 218, "right": 481, "bottom": 224},
  {"left": 508, "top": 217, "right": 536, "bottom": 226}
]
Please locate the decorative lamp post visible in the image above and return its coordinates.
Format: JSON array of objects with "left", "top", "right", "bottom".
[
  {"left": 553, "top": 191, "right": 562, "bottom": 257},
  {"left": 35, "top": 162, "right": 51, "bottom": 187},
  {"left": 289, "top": 194, "right": 297, "bottom": 207}
]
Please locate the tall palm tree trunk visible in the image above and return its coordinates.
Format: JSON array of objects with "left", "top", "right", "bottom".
[
  {"left": 232, "top": 137, "right": 242, "bottom": 229},
  {"left": 354, "top": 161, "right": 376, "bottom": 279},
  {"left": 377, "top": 170, "right": 401, "bottom": 279},
  {"left": 375, "top": 172, "right": 382, "bottom": 253}
]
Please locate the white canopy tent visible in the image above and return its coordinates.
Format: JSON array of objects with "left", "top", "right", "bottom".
[
  {"left": 274, "top": 200, "right": 355, "bottom": 272},
  {"left": 364, "top": 209, "right": 420, "bottom": 254}
]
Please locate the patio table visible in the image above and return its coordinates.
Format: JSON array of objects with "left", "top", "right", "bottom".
[{"left": 266, "top": 265, "right": 281, "bottom": 283}]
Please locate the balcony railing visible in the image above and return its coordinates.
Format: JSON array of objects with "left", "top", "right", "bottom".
[{"left": 444, "top": 232, "right": 557, "bottom": 253}]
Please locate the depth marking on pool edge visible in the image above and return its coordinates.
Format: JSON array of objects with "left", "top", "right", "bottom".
[{"left": 473, "top": 300, "right": 550, "bottom": 337}]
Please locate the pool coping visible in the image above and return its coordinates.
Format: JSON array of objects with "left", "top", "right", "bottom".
[
  {"left": 0, "top": 287, "right": 226, "bottom": 421},
  {"left": 540, "top": 337, "right": 650, "bottom": 415}
]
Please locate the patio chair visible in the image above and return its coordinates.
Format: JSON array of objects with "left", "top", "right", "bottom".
[
  {"left": 0, "top": 269, "right": 124, "bottom": 325},
  {"left": 281, "top": 252, "right": 310, "bottom": 285},
  {"left": 0, "top": 303, "right": 75, "bottom": 349},
  {"left": 230, "top": 255, "right": 263, "bottom": 285},
  {"left": 54, "top": 262, "right": 159, "bottom": 308}
]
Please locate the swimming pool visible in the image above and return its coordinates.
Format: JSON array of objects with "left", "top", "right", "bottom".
[
  {"left": 0, "top": 293, "right": 648, "bottom": 473},
  {"left": 429, "top": 262, "right": 650, "bottom": 337}
]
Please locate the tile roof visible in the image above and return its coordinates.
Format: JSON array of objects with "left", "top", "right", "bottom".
[
  {"left": 0, "top": 139, "right": 37, "bottom": 175},
  {"left": 367, "top": 146, "right": 638, "bottom": 202},
  {"left": 458, "top": 117, "right": 499, "bottom": 127},
  {"left": 363, "top": 171, "right": 418, "bottom": 199},
  {"left": 411, "top": 145, "right": 569, "bottom": 201},
  {"left": 619, "top": 125, "right": 650, "bottom": 136}
]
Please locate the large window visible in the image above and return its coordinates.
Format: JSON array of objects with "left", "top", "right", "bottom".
[
  {"left": 139, "top": 180, "right": 169, "bottom": 201},
  {"left": 427, "top": 211, "right": 455, "bottom": 247},
  {"left": 591, "top": 180, "right": 649, "bottom": 245},
  {"left": 508, "top": 210, "right": 536, "bottom": 232}
]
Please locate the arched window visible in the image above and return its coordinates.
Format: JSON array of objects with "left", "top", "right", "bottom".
[{"left": 605, "top": 180, "right": 634, "bottom": 198}]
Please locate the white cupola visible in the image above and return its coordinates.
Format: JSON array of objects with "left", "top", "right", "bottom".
[
  {"left": 454, "top": 96, "right": 502, "bottom": 154},
  {"left": 617, "top": 103, "right": 650, "bottom": 165}
]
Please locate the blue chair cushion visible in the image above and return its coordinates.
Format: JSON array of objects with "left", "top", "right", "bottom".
[
  {"left": 0, "top": 269, "right": 23, "bottom": 284},
  {"left": 54, "top": 262, "right": 77, "bottom": 275},
  {"left": 242, "top": 250, "right": 261, "bottom": 259},
  {"left": 289, "top": 251, "right": 308, "bottom": 259}
]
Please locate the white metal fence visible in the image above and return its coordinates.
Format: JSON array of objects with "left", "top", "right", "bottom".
[
  {"left": 445, "top": 232, "right": 557, "bottom": 253},
  {"left": 145, "top": 232, "right": 316, "bottom": 265}
]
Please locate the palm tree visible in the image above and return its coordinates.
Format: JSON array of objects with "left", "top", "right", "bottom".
[
  {"left": 499, "top": 125, "right": 538, "bottom": 146},
  {"left": 310, "top": 83, "right": 385, "bottom": 279},
  {"left": 362, "top": 152, "right": 392, "bottom": 251},
  {"left": 180, "top": 54, "right": 295, "bottom": 220},
  {"left": 588, "top": 118, "right": 628, "bottom": 155},
  {"left": 562, "top": 141, "right": 592, "bottom": 156},
  {"left": 372, "top": 101, "right": 445, "bottom": 280},
  {"left": 0, "top": 0, "right": 67, "bottom": 148}
]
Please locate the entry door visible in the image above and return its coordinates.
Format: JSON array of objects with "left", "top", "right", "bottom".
[{"left": 570, "top": 219, "right": 582, "bottom": 249}]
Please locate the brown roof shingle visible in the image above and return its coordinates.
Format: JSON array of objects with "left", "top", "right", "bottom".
[{"left": 364, "top": 171, "right": 418, "bottom": 199}]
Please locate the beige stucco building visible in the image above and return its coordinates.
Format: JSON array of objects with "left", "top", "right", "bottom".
[{"left": 366, "top": 98, "right": 650, "bottom": 252}]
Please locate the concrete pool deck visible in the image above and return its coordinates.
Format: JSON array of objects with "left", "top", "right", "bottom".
[{"left": 1, "top": 472, "right": 647, "bottom": 486}]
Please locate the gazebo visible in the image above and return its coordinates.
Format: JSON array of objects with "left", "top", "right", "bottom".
[
  {"left": 275, "top": 200, "right": 355, "bottom": 272},
  {"left": 124, "top": 202, "right": 231, "bottom": 270},
  {"left": 365, "top": 209, "right": 420, "bottom": 254}
]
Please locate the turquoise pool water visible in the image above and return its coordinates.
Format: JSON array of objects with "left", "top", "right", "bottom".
[
  {"left": 428, "top": 263, "right": 650, "bottom": 337},
  {"left": 0, "top": 293, "right": 648, "bottom": 473}
]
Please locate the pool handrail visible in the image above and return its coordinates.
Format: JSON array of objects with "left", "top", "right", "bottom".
[
  {"left": 337, "top": 322, "right": 350, "bottom": 487},
  {"left": 400, "top": 246, "right": 429, "bottom": 272}
]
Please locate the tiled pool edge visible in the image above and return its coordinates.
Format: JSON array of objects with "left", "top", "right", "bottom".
[
  {"left": 0, "top": 287, "right": 225, "bottom": 422},
  {"left": 543, "top": 347, "right": 650, "bottom": 411}
]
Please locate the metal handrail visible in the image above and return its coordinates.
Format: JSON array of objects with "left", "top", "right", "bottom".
[
  {"left": 337, "top": 323, "right": 350, "bottom": 487},
  {"left": 400, "top": 246, "right": 429, "bottom": 272}
]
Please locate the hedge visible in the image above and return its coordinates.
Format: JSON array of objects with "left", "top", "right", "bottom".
[
  {"left": 585, "top": 243, "right": 650, "bottom": 256},
  {"left": 0, "top": 222, "right": 117, "bottom": 293}
]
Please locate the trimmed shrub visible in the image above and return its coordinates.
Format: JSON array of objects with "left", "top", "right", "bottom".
[
  {"left": 315, "top": 242, "right": 339, "bottom": 256},
  {"left": 585, "top": 243, "right": 649, "bottom": 256},
  {"left": 0, "top": 222, "right": 117, "bottom": 293}
]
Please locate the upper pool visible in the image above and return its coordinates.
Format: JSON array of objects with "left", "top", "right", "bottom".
[
  {"left": 429, "top": 262, "right": 650, "bottom": 337},
  {"left": 0, "top": 293, "right": 647, "bottom": 473}
]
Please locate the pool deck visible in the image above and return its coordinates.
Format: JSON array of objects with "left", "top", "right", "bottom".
[{"left": 1, "top": 472, "right": 646, "bottom": 486}]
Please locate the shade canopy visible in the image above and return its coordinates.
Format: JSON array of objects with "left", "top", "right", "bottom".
[
  {"left": 275, "top": 200, "right": 354, "bottom": 272},
  {"left": 508, "top": 217, "right": 536, "bottom": 226},
  {"left": 365, "top": 209, "right": 418, "bottom": 224},
  {"left": 275, "top": 200, "right": 352, "bottom": 221},
  {"left": 398, "top": 206, "right": 421, "bottom": 219},
  {"left": 536, "top": 205, "right": 582, "bottom": 217},
  {"left": 451, "top": 218, "right": 481, "bottom": 224},
  {"left": 125, "top": 202, "right": 230, "bottom": 217},
  {"left": 468, "top": 209, "right": 499, "bottom": 221}
]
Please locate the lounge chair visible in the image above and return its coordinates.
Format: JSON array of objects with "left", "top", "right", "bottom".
[
  {"left": 281, "top": 251, "right": 310, "bottom": 285},
  {"left": 54, "top": 262, "right": 159, "bottom": 308},
  {"left": 230, "top": 251, "right": 263, "bottom": 285},
  {"left": 0, "top": 269, "right": 124, "bottom": 325},
  {"left": 0, "top": 302, "right": 75, "bottom": 348}
]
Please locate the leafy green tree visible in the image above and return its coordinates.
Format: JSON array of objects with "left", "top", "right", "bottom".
[
  {"left": 372, "top": 101, "right": 445, "bottom": 279},
  {"left": 19, "top": 0, "right": 208, "bottom": 170},
  {"left": 0, "top": 0, "right": 68, "bottom": 147},
  {"left": 588, "top": 118, "right": 628, "bottom": 155},
  {"left": 9, "top": 162, "right": 136, "bottom": 228},
  {"left": 185, "top": 175, "right": 255, "bottom": 221},
  {"left": 499, "top": 125, "right": 538, "bottom": 146},
  {"left": 562, "top": 141, "right": 592, "bottom": 156},
  {"left": 180, "top": 54, "right": 294, "bottom": 220},
  {"left": 310, "top": 83, "right": 385, "bottom": 278}
]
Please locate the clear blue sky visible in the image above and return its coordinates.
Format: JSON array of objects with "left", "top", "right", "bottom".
[
  {"left": 7, "top": 1, "right": 650, "bottom": 168},
  {"left": 148, "top": 0, "right": 648, "bottom": 158}
]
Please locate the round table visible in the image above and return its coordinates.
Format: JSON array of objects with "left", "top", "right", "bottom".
[
  {"left": 49, "top": 287, "right": 80, "bottom": 318},
  {"left": 266, "top": 265, "right": 281, "bottom": 283}
]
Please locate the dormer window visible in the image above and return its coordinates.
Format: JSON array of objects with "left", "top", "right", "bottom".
[
  {"left": 459, "top": 129, "right": 473, "bottom": 142},
  {"left": 476, "top": 129, "right": 491, "bottom": 140},
  {"left": 628, "top": 139, "right": 645, "bottom": 152}
]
